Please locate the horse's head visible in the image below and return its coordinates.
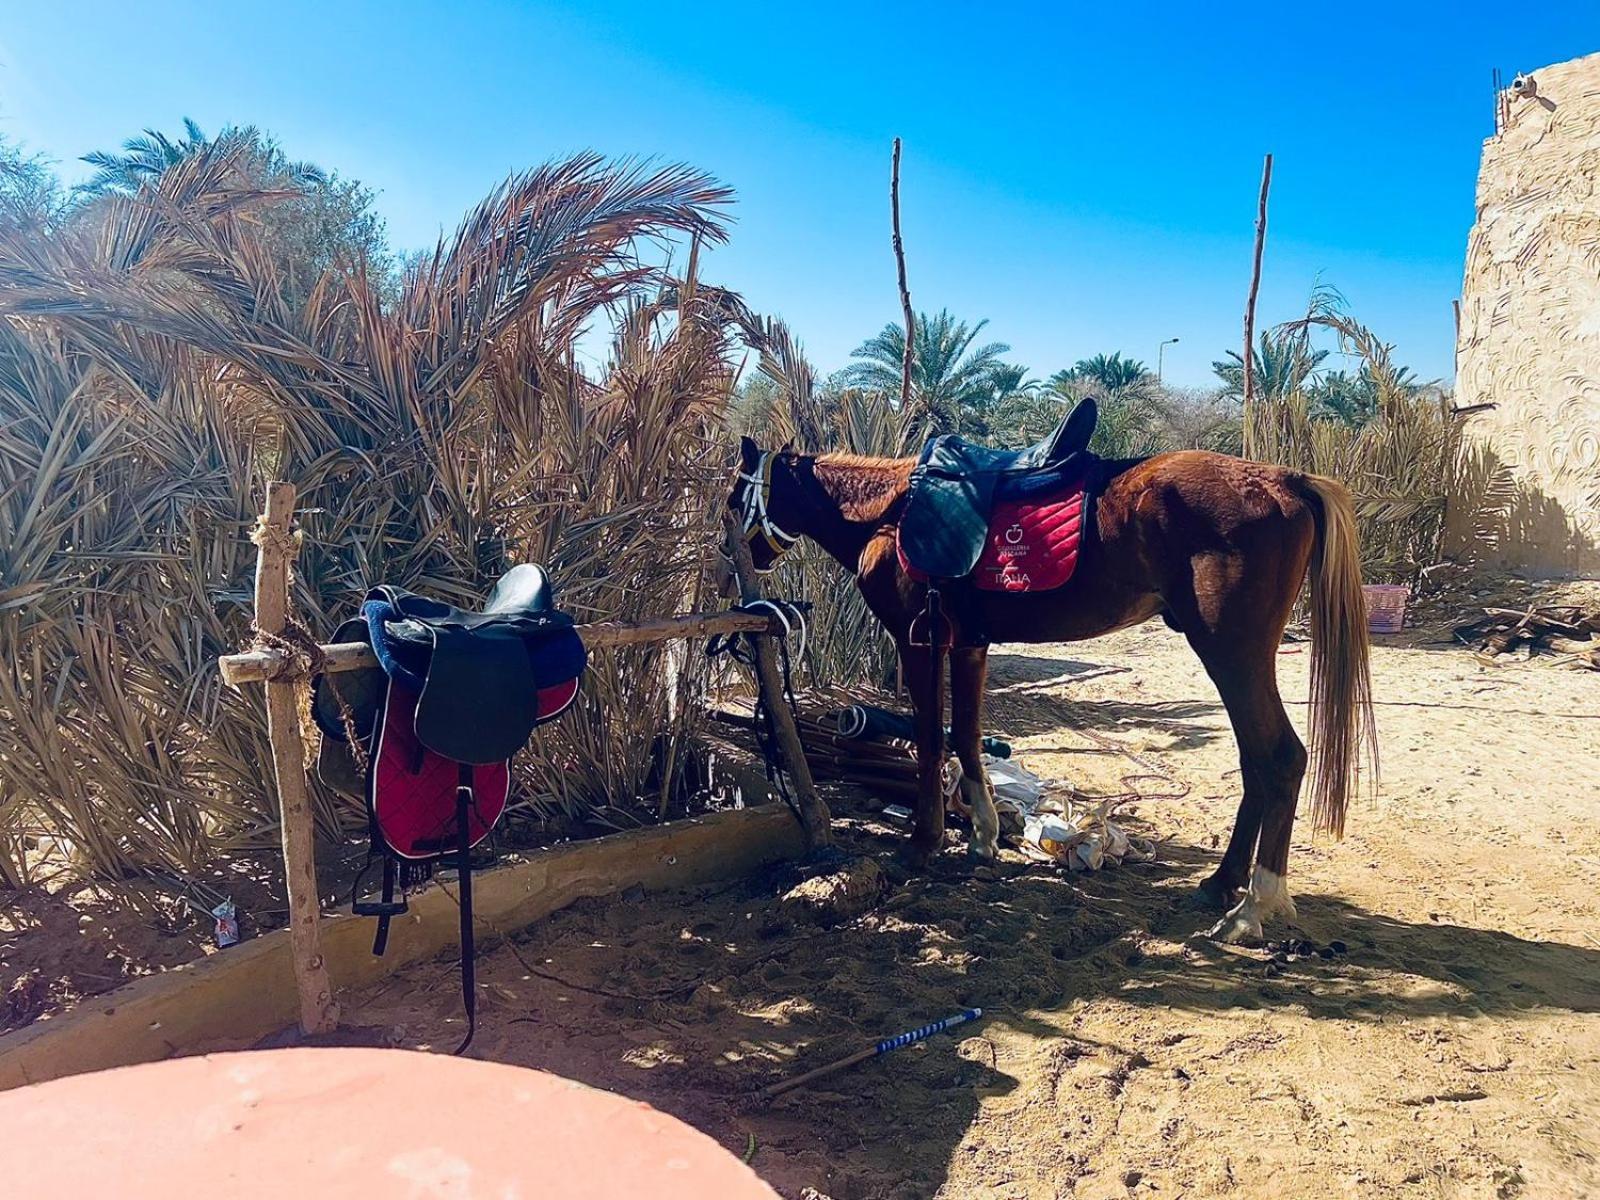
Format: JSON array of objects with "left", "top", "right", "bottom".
[{"left": 726, "top": 435, "right": 802, "bottom": 576}]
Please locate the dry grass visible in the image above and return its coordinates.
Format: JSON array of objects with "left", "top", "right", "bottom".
[
  {"left": 734, "top": 310, "right": 906, "bottom": 690},
  {"left": 0, "top": 140, "right": 742, "bottom": 885},
  {"left": 1244, "top": 308, "right": 1509, "bottom": 585}
]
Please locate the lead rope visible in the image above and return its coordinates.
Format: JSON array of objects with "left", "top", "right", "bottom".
[{"left": 707, "top": 600, "right": 811, "bottom": 826}]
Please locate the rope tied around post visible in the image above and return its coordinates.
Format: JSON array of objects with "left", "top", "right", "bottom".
[
  {"left": 246, "top": 513, "right": 330, "bottom": 749},
  {"left": 249, "top": 615, "right": 328, "bottom": 682},
  {"left": 250, "top": 510, "right": 303, "bottom": 564},
  {"left": 248, "top": 615, "right": 336, "bottom": 761}
]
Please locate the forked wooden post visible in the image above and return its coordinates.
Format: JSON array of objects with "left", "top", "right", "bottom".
[
  {"left": 721, "top": 514, "right": 833, "bottom": 851},
  {"left": 253, "top": 482, "right": 339, "bottom": 1035}
]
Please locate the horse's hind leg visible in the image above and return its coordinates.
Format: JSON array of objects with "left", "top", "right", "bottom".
[
  {"left": 950, "top": 647, "right": 1000, "bottom": 861},
  {"left": 1190, "top": 632, "right": 1307, "bottom": 943}
]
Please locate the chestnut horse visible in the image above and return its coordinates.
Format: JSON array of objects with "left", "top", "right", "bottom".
[{"left": 728, "top": 426, "right": 1376, "bottom": 942}]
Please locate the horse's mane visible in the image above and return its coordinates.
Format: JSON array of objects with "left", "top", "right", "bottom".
[{"left": 811, "top": 452, "right": 914, "bottom": 523}]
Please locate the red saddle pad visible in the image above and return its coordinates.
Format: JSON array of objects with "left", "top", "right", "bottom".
[
  {"left": 973, "top": 485, "right": 1085, "bottom": 592},
  {"left": 371, "top": 681, "right": 511, "bottom": 860}
]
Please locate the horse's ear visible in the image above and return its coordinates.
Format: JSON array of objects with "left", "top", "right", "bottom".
[
  {"left": 778, "top": 441, "right": 795, "bottom": 455},
  {"left": 739, "top": 435, "right": 760, "bottom": 465}
]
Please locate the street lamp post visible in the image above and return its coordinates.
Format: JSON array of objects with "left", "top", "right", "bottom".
[{"left": 1157, "top": 337, "right": 1180, "bottom": 384}]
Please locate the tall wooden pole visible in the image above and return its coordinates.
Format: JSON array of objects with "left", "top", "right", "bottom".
[
  {"left": 1242, "top": 153, "right": 1273, "bottom": 459},
  {"left": 253, "top": 482, "right": 339, "bottom": 1035},
  {"left": 721, "top": 514, "right": 833, "bottom": 851},
  {"left": 891, "top": 138, "right": 917, "bottom": 451}
]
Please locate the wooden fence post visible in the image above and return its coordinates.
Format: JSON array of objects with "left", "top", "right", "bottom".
[
  {"left": 721, "top": 515, "right": 833, "bottom": 851},
  {"left": 253, "top": 481, "right": 339, "bottom": 1035}
]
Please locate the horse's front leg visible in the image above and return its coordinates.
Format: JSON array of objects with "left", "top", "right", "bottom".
[
  {"left": 950, "top": 647, "right": 1000, "bottom": 861},
  {"left": 896, "top": 635, "right": 947, "bottom": 867}
]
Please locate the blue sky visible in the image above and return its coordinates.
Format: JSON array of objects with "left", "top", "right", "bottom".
[{"left": 0, "top": 3, "right": 1592, "bottom": 387}]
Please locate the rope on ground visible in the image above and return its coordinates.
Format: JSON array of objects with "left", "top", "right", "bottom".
[
  {"left": 1068, "top": 725, "right": 1192, "bottom": 807},
  {"left": 433, "top": 872, "right": 859, "bottom": 1007}
]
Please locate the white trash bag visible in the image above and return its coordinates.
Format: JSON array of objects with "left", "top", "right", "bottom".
[{"left": 1019, "top": 793, "right": 1153, "bottom": 872}]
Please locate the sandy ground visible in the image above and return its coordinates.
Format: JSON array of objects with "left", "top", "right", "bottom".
[{"left": 332, "top": 617, "right": 1600, "bottom": 1199}]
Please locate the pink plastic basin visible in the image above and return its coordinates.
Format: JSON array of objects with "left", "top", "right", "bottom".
[{"left": 0, "top": 1046, "right": 779, "bottom": 1199}]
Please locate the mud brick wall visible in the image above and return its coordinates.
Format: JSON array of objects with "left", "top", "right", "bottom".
[{"left": 1454, "top": 52, "right": 1600, "bottom": 572}]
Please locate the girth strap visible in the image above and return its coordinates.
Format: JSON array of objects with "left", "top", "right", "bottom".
[
  {"left": 352, "top": 855, "right": 408, "bottom": 954},
  {"left": 373, "top": 857, "right": 397, "bottom": 956},
  {"left": 453, "top": 762, "right": 478, "bottom": 1056}
]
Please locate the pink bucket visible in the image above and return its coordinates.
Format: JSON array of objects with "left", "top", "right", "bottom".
[{"left": 1362, "top": 584, "right": 1409, "bottom": 634}]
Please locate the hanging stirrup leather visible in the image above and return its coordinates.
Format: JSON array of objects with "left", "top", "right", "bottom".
[{"left": 453, "top": 763, "right": 477, "bottom": 1056}]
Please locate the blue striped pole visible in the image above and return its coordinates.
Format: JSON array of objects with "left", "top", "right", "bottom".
[
  {"left": 762, "top": 1008, "right": 984, "bottom": 1099},
  {"left": 875, "top": 1008, "right": 984, "bottom": 1054}
]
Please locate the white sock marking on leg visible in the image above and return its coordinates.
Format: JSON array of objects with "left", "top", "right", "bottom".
[{"left": 961, "top": 774, "right": 1000, "bottom": 860}]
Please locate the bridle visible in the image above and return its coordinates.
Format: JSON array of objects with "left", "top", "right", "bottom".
[{"left": 734, "top": 451, "right": 799, "bottom": 572}]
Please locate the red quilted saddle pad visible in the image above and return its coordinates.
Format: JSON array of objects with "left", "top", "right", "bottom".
[
  {"left": 973, "top": 485, "right": 1085, "bottom": 592},
  {"left": 371, "top": 681, "right": 510, "bottom": 860}
]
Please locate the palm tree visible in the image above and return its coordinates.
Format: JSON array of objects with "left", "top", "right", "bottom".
[
  {"left": 1056, "top": 352, "right": 1151, "bottom": 394},
  {"left": 79, "top": 119, "right": 326, "bottom": 195},
  {"left": 1041, "top": 356, "right": 1167, "bottom": 458},
  {"left": 1306, "top": 363, "right": 1417, "bottom": 425},
  {"left": 839, "top": 309, "right": 1019, "bottom": 442},
  {"left": 1212, "top": 331, "right": 1328, "bottom": 402}
]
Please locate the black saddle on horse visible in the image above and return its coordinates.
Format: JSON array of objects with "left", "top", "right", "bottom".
[
  {"left": 898, "top": 398, "right": 1100, "bottom": 580},
  {"left": 311, "top": 564, "right": 586, "bottom": 1052}
]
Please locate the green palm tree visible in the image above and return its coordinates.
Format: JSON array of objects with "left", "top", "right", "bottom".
[
  {"left": 1043, "top": 360, "right": 1163, "bottom": 458},
  {"left": 839, "top": 309, "right": 1019, "bottom": 441},
  {"left": 79, "top": 120, "right": 327, "bottom": 195},
  {"left": 1306, "top": 363, "right": 1417, "bottom": 425},
  {"left": 1056, "top": 352, "right": 1151, "bottom": 394},
  {"left": 1212, "top": 331, "right": 1328, "bottom": 402}
]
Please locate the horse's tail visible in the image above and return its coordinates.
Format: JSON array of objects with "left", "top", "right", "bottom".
[{"left": 1294, "top": 474, "right": 1378, "bottom": 837}]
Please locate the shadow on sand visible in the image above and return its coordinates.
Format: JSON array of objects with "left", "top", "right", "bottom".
[{"left": 347, "top": 823, "right": 1600, "bottom": 1198}]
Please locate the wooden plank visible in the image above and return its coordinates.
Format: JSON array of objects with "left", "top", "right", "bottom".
[
  {"left": 219, "top": 610, "right": 779, "bottom": 687},
  {"left": 252, "top": 482, "right": 339, "bottom": 1036}
]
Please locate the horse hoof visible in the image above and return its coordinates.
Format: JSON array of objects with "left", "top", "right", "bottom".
[
  {"left": 965, "top": 839, "right": 999, "bottom": 864},
  {"left": 1207, "top": 906, "right": 1264, "bottom": 946},
  {"left": 898, "top": 843, "right": 936, "bottom": 873},
  {"left": 1193, "top": 873, "right": 1242, "bottom": 911}
]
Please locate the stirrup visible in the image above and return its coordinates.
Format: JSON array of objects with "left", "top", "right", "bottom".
[{"left": 908, "top": 588, "right": 955, "bottom": 649}]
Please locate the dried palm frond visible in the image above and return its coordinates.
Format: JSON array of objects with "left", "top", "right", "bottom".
[
  {"left": 1244, "top": 325, "right": 1500, "bottom": 586},
  {"left": 725, "top": 315, "right": 904, "bottom": 688},
  {"left": 0, "top": 152, "right": 737, "bottom": 886}
]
